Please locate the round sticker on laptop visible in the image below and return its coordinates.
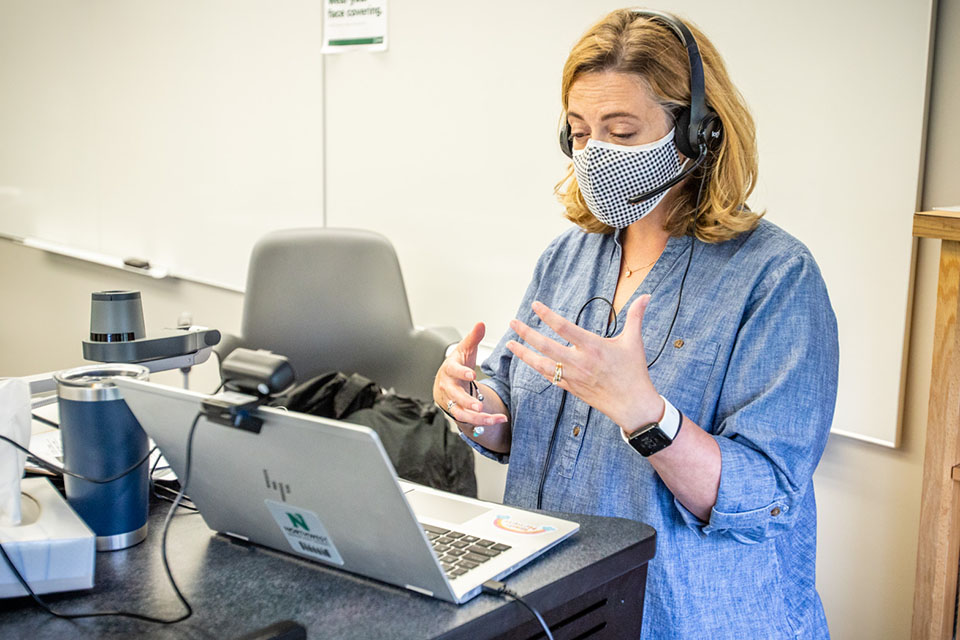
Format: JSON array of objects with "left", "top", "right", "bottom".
[{"left": 493, "top": 514, "right": 557, "bottom": 535}]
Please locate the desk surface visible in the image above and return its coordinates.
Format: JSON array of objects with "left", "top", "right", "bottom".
[{"left": 1, "top": 494, "right": 656, "bottom": 639}]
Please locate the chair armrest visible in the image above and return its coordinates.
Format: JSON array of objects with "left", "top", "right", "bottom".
[
  {"left": 421, "top": 325, "right": 461, "bottom": 350},
  {"left": 404, "top": 327, "right": 461, "bottom": 401}
]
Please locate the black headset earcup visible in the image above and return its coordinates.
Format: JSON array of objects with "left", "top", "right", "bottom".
[
  {"left": 559, "top": 121, "right": 574, "bottom": 158},
  {"left": 675, "top": 108, "right": 723, "bottom": 159},
  {"left": 700, "top": 112, "right": 723, "bottom": 149},
  {"left": 673, "top": 107, "right": 698, "bottom": 159}
]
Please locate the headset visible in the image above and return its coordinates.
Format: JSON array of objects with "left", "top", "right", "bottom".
[
  {"left": 537, "top": 11, "right": 717, "bottom": 509},
  {"left": 558, "top": 9, "right": 722, "bottom": 205}
]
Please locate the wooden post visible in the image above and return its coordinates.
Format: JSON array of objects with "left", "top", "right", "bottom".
[{"left": 912, "top": 211, "right": 960, "bottom": 639}]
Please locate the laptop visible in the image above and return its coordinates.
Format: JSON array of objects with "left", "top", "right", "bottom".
[{"left": 113, "top": 378, "right": 579, "bottom": 604}]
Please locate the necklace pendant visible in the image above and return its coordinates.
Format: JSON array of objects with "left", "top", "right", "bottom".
[{"left": 625, "top": 269, "right": 633, "bottom": 277}]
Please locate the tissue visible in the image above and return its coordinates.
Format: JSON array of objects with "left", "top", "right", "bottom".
[{"left": 0, "top": 378, "right": 31, "bottom": 526}]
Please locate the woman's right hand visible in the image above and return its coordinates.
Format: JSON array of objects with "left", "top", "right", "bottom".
[{"left": 433, "top": 322, "right": 509, "bottom": 428}]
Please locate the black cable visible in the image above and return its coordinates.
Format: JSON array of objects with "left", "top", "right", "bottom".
[
  {"left": 646, "top": 235, "right": 694, "bottom": 368},
  {"left": 30, "top": 413, "right": 59, "bottom": 429},
  {"left": 149, "top": 447, "right": 164, "bottom": 478},
  {"left": 535, "top": 173, "right": 708, "bottom": 507},
  {"left": 150, "top": 453, "right": 198, "bottom": 512},
  {"left": 152, "top": 488, "right": 198, "bottom": 512},
  {"left": 152, "top": 485, "right": 198, "bottom": 511},
  {"left": 536, "top": 297, "right": 616, "bottom": 509},
  {"left": 210, "top": 347, "right": 226, "bottom": 396},
  {"left": 155, "top": 411, "right": 202, "bottom": 620},
  {"left": 0, "top": 434, "right": 155, "bottom": 485},
  {"left": 0, "top": 412, "right": 203, "bottom": 625},
  {"left": 645, "top": 164, "right": 707, "bottom": 369},
  {"left": 536, "top": 393, "right": 568, "bottom": 510},
  {"left": 482, "top": 580, "right": 554, "bottom": 640}
]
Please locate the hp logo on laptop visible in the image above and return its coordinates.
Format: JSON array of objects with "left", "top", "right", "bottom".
[{"left": 263, "top": 469, "right": 292, "bottom": 502}]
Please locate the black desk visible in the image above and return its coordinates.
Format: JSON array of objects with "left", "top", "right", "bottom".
[{"left": 1, "top": 498, "right": 656, "bottom": 639}]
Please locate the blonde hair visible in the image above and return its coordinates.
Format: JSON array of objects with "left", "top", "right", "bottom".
[{"left": 556, "top": 9, "right": 762, "bottom": 242}]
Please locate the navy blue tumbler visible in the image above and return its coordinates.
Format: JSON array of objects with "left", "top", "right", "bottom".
[{"left": 55, "top": 364, "right": 150, "bottom": 551}]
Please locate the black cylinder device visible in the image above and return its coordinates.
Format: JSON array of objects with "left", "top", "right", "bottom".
[{"left": 89, "top": 291, "right": 146, "bottom": 343}]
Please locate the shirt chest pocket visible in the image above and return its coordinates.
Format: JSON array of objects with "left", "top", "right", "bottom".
[
  {"left": 511, "top": 308, "right": 574, "bottom": 394},
  {"left": 650, "top": 337, "right": 721, "bottom": 421}
]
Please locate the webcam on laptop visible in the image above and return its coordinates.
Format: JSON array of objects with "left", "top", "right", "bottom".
[{"left": 202, "top": 348, "right": 296, "bottom": 434}]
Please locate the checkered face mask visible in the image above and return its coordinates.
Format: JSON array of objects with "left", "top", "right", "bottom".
[{"left": 572, "top": 129, "right": 683, "bottom": 229}]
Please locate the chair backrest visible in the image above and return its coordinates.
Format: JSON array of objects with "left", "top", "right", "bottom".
[{"left": 236, "top": 228, "right": 451, "bottom": 401}]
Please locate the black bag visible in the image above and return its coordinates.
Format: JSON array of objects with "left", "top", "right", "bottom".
[{"left": 271, "top": 372, "right": 477, "bottom": 498}]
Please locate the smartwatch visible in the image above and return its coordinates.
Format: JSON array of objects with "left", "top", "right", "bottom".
[{"left": 620, "top": 395, "right": 683, "bottom": 457}]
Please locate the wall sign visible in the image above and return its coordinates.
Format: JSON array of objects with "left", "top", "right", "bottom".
[{"left": 323, "top": 0, "right": 387, "bottom": 53}]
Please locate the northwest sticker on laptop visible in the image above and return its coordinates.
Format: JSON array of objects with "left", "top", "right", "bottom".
[{"left": 265, "top": 499, "right": 344, "bottom": 565}]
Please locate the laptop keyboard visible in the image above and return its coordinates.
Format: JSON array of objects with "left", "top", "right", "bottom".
[{"left": 421, "top": 523, "right": 512, "bottom": 580}]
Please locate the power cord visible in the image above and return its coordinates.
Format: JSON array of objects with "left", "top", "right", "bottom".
[
  {"left": 30, "top": 413, "right": 59, "bottom": 429},
  {"left": 0, "top": 411, "right": 204, "bottom": 625},
  {"left": 150, "top": 451, "right": 198, "bottom": 512},
  {"left": 0, "top": 434, "right": 155, "bottom": 485},
  {"left": 481, "top": 580, "right": 554, "bottom": 640}
]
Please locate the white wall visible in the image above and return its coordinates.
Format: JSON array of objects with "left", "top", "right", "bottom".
[
  {"left": 0, "top": 245, "right": 240, "bottom": 392},
  {"left": 3, "top": 0, "right": 960, "bottom": 636},
  {"left": 321, "top": 0, "right": 932, "bottom": 447},
  {"left": 0, "top": 0, "right": 935, "bottom": 445},
  {"left": 814, "top": 0, "right": 960, "bottom": 635},
  {"left": 813, "top": 240, "right": 931, "bottom": 638},
  {"left": 0, "top": 0, "right": 326, "bottom": 291}
]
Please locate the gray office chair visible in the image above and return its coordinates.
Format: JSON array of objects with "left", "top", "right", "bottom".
[{"left": 217, "top": 228, "right": 459, "bottom": 402}]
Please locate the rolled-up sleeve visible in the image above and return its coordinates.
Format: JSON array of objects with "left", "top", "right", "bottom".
[
  {"left": 678, "top": 253, "right": 839, "bottom": 544},
  {"left": 458, "top": 430, "right": 510, "bottom": 464},
  {"left": 458, "top": 376, "right": 512, "bottom": 463}
]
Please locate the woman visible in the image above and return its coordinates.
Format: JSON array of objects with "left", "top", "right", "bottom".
[{"left": 433, "top": 9, "right": 838, "bottom": 639}]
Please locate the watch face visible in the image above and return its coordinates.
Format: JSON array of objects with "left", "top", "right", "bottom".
[{"left": 629, "top": 425, "right": 673, "bottom": 456}]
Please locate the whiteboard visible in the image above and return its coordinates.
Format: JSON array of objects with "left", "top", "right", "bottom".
[
  {"left": 0, "top": 0, "right": 326, "bottom": 290},
  {"left": 0, "top": 0, "right": 934, "bottom": 445},
  {"left": 323, "top": 0, "right": 933, "bottom": 447}
]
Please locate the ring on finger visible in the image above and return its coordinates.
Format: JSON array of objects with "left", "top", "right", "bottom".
[
  {"left": 446, "top": 399, "right": 457, "bottom": 411},
  {"left": 552, "top": 362, "right": 563, "bottom": 385}
]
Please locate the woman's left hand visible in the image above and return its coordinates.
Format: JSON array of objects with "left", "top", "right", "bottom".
[{"left": 507, "top": 295, "right": 664, "bottom": 434}]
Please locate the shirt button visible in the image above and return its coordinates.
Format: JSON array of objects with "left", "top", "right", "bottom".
[
  {"left": 673, "top": 338, "right": 685, "bottom": 348},
  {"left": 770, "top": 507, "right": 781, "bottom": 517},
  {"left": 572, "top": 426, "right": 581, "bottom": 437}
]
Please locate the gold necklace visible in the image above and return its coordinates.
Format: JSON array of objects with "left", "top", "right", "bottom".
[{"left": 624, "top": 255, "right": 660, "bottom": 278}]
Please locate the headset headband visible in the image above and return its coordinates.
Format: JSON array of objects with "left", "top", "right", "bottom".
[
  {"left": 631, "top": 9, "right": 710, "bottom": 153},
  {"left": 559, "top": 9, "right": 720, "bottom": 160}
]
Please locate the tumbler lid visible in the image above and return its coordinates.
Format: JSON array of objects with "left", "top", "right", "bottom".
[{"left": 55, "top": 363, "right": 149, "bottom": 402}]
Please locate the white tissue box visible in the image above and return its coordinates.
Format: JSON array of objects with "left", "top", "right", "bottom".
[{"left": 0, "top": 477, "right": 96, "bottom": 598}]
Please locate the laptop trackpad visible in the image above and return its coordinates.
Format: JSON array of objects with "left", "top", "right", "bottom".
[{"left": 406, "top": 491, "right": 492, "bottom": 526}]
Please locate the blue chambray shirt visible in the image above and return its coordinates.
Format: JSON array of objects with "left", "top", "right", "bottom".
[{"left": 464, "top": 219, "right": 838, "bottom": 639}]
